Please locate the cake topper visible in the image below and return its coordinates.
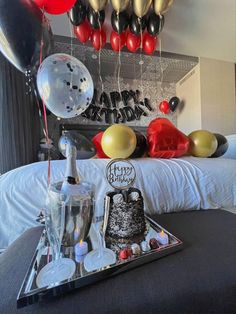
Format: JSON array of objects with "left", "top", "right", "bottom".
[{"left": 106, "top": 159, "right": 136, "bottom": 190}]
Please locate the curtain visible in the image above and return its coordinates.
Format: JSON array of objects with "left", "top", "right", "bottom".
[{"left": 0, "top": 53, "right": 40, "bottom": 174}]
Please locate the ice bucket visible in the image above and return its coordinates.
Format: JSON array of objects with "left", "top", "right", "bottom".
[{"left": 46, "top": 181, "right": 94, "bottom": 248}]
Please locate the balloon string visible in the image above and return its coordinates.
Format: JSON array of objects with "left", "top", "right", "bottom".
[
  {"left": 68, "top": 16, "right": 74, "bottom": 87},
  {"left": 98, "top": 12, "right": 104, "bottom": 94},
  {"left": 139, "top": 18, "right": 144, "bottom": 97},
  {"left": 117, "top": 13, "right": 121, "bottom": 98},
  {"left": 40, "top": 10, "right": 50, "bottom": 186},
  {"left": 159, "top": 14, "right": 164, "bottom": 100}
]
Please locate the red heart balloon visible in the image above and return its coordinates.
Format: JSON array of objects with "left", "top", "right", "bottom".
[
  {"left": 126, "top": 31, "right": 141, "bottom": 53},
  {"left": 147, "top": 118, "right": 190, "bottom": 158},
  {"left": 33, "top": 0, "right": 76, "bottom": 15},
  {"left": 91, "top": 28, "right": 106, "bottom": 51},
  {"left": 159, "top": 100, "right": 170, "bottom": 114},
  {"left": 74, "top": 20, "right": 92, "bottom": 43},
  {"left": 92, "top": 132, "right": 109, "bottom": 158},
  {"left": 110, "top": 31, "right": 127, "bottom": 52},
  {"left": 143, "top": 32, "right": 158, "bottom": 55}
]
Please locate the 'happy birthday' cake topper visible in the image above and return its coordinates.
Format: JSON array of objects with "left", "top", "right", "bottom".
[{"left": 106, "top": 159, "right": 136, "bottom": 190}]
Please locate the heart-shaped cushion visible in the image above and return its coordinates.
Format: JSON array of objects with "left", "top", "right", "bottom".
[{"left": 147, "top": 118, "right": 190, "bottom": 158}]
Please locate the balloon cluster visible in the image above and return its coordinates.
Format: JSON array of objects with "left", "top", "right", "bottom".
[
  {"left": 159, "top": 96, "right": 180, "bottom": 114},
  {"left": 68, "top": 0, "right": 174, "bottom": 54},
  {"left": 91, "top": 119, "right": 228, "bottom": 160}
]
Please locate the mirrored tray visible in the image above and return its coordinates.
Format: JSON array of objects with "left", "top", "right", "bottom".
[{"left": 17, "top": 216, "right": 183, "bottom": 308}]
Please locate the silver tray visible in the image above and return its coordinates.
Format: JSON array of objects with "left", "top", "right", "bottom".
[{"left": 17, "top": 216, "right": 183, "bottom": 308}]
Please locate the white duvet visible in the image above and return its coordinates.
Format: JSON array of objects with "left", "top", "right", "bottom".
[{"left": 0, "top": 157, "right": 235, "bottom": 250}]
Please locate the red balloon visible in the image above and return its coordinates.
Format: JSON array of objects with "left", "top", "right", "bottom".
[
  {"left": 33, "top": 0, "right": 76, "bottom": 15},
  {"left": 91, "top": 28, "right": 106, "bottom": 51},
  {"left": 74, "top": 20, "right": 92, "bottom": 44},
  {"left": 110, "top": 31, "right": 126, "bottom": 52},
  {"left": 143, "top": 33, "right": 158, "bottom": 55},
  {"left": 147, "top": 118, "right": 190, "bottom": 158},
  {"left": 126, "top": 31, "right": 141, "bottom": 53},
  {"left": 159, "top": 100, "right": 170, "bottom": 114},
  {"left": 92, "top": 132, "right": 109, "bottom": 158}
]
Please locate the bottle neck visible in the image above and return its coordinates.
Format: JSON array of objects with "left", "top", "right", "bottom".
[{"left": 64, "top": 145, "right": 79, "bottom": 185}]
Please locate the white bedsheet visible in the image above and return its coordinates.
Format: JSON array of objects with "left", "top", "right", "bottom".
[{"left": 0, "top": 157, "right": 235, "bottom": 250}]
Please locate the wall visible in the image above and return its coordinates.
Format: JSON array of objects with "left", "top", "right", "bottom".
[{"left": 176, "top": 58, "right": 236, "bottom": 135}]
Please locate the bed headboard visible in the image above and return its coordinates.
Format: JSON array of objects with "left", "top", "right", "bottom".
[{"left": 59, "top": 124, "right": 147, "bottom": 140}]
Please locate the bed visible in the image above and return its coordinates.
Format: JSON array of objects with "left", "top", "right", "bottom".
[{"left": 0, "top": 156, "right": 236, "bottom": 251}]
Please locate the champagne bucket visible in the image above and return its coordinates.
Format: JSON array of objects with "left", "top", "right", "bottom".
[{"left": 46, "top": 181, "right": 94, "bottom": 247}]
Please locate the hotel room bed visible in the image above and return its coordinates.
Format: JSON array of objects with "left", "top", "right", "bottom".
[{"left": 0, "top": 157, "right": 235, "bottom": 251}]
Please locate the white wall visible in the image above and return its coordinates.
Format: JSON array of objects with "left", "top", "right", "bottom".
[
  {"left": 176, "top": 64, "right": 201, "bottom": 134},
  {"left": 49, "top": 0, "right": 236, "bottom": 63},
  {"left": 176, "top": 58, "right": 236, "bottom": 135}
]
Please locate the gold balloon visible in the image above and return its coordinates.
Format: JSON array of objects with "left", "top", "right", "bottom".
[
  {"left": 111, "top": 0, "right": 130, "bottom": 12},
  {"left": 101, "top": 125, "right": 137, "bottom": 159},
  {"left": 188, "top": 130, "right": 217, "bottom": 158},
  {"left": 133, "top": 0, "right": 152, "bottom": 18},
  {"left": 88, "top": 0, "right": 108, "bottom": 12},
  {"left": 154, "top": 0, "right": 174, "bottom": 15}
]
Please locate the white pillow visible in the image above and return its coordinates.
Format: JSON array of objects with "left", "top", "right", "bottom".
[{"left": 221, "top": 134, "right": 236, "bottom": 159}]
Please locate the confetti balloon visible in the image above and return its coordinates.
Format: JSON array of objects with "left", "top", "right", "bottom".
[{"left": 37, "top": 53, "right": 94, "bottom": 118}]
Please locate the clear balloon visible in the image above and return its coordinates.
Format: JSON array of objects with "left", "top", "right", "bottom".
[
  {"left": 59, "top": 131, "right": 96, "bottom": 159},
  {"left": 0, "top": 0, "right": 53, "bottom": 74},
  {"left": 37, "top": 53, "right": 94, "bottom": 119}
]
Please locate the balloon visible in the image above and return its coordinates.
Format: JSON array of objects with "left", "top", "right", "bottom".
[
  {"left": 169, "top": 96, "right": 180, "bottom": 112},
  {"left": 130, "top": 13, "right": 146, "bottom": 35},
  {"left": 210, "top": 133, "right": 228, "bottom": 158},
  {"left": 87, "top": 8, "right": 105, "bottom": 29},
  {"left": 111, "top": 0, "right": 130, "bottom": 13},
  {"left": 0, "top": 0, "right": 53, "bottom": 74},
  {"left": 37, "top": 53, "right": 94, "bottom": 119},
  {"left": 59, "top": 131, "right": 96, "bottom": 159},
  {"left": 110, "top": 31, "right": 127, "bottom": 51},
  {"left": 143, "top": 32, "right": 158, "bottom": 55},
  {"left": 126, "top": 31, "right": 141, "bottom": 53},
  {"left": 74, "top": 20, "right": 92, "bottom": 43},
  {"left": 111, "top": 10, "right": 129, "bottom": 34},
  {"left": 133, "top": 0, "right": 152, "bottom": 18},
  {"left": 91, "top": 28, "right": 106, "bottom": 51},
  {"left": 159, "top": 100, "right": 170, "bottom": 114},
  {"left": 88, "top": 0, "right": 108, "bottom": 12},
  {"left": 147, "top": 118, "right": 190, "bottom": 158},
  {"left": 33, "top": 0, "right": 76, "bottom": 15},
  {"left": 153, "top": 0, "right": 174, "bottom": 15},
  {"left": 130, "top": 132, "right": 147, "bottom": 158},
  {"left": 188, "top": 130, "right": 217, "bottom": 157},
  {"left": 68, "top": 0, "right": 87, "bottom": 26},
  {"left": 92, "top": 132, "right": 109, "bottom": 158},
  {"left": 147, "top": 12, "right": 164, "bottom": 36},
  {"left": 101, "top": 125, "right": 137, "bottom": 159}
]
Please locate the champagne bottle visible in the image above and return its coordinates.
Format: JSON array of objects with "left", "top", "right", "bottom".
[{"left": 61, "top": 144, "right": 80, "bottom": 195}]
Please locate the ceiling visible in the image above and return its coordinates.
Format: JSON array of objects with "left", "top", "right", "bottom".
[{"left": 49, "top": 0, "right": 236, "bottom": 63}]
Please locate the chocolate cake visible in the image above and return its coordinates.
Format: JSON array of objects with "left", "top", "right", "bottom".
[{"left": 104, "top": 188, "right": 146, "bottom": 250}]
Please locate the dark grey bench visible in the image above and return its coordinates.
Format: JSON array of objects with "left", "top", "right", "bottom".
[{"left": 0, "top": 209, "right": 235, "bottom": 314}]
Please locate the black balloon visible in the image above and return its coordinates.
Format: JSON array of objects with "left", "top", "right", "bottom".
[
  {"left": 210, "top": 133, "right": 229, "bottom": 158},
  {"left": 169, "top": 96, "right": 180, "bottom": 112},
  {"left": 130, "top": 13, "right": 146, "bottom": 35},
  {"left": 147, "top": 12, "right": 164, "bottom": 36},
  {"left": 130, "top": 132, "right": 147, "bottom": 158},
  {"left": 68, "top": 0, "right": 87, "bottom": 26},
  {"left": 0, "top": 0, "right": 53, "bottom": 74},
  {"left": 87, "top": 7, "right": 105, "bottom": 29},
  {"left": 111, "top": 10, "right": 129, "bottom": 34}
]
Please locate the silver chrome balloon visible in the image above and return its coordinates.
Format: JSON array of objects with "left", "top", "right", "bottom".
[
  {"left": 37, "top": 53, "right": 94, "bottom": 119},
  {"left": 58, "top": 131, "right": 96, "bottom": 159}
]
